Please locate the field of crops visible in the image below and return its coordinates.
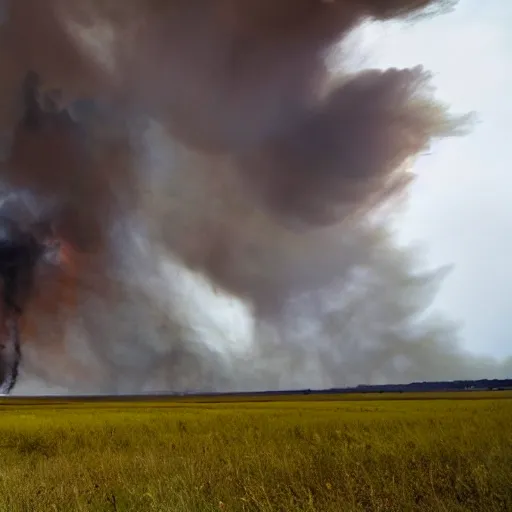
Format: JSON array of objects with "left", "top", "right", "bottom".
[{"left": 0, "top": 391, "right": 510, "bottom": 511}]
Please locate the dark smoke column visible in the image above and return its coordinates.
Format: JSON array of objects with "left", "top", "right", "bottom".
[
  {"left": 0, "top": 217, "right": 36, "bottom": 394},
  {"left": 0, "top": 211, "right": 62, "bottom": 394},
  {"left": 0, "top": 315, "right": 20, "bottom": 394}
]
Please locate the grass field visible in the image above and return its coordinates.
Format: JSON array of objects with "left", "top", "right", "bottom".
[{"left": 0, "top": 391, "right": 510, "bottom": 511}]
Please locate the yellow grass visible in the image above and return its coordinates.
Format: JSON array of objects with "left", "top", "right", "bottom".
[{"left": 0, "top": 391, "right": 510, "bottom": 511}]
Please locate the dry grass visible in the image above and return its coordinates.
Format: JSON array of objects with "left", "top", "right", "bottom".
[{"left": 0, "top": 391, "right": 510, "bottom": 511}]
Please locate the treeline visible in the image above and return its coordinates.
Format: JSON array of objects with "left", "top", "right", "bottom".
[
  {"left": 16, "top": 379, "right": 510, "bottom": 400},
  {"left": 177, "top": 379, "right": 512, "bottom": 397},
  {"left": 348, "top": 379, "right": 512, "bottom": 393},
  {"left": 201, "top": 379, "right": 512, "bottom": 397},
  {"left": 172, "top": 379, "right": 512, "bottom": 397}
]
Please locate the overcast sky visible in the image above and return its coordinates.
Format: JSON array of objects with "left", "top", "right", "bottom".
[{"left": 351, "top": 0, "right": 511, "bottom": 359}]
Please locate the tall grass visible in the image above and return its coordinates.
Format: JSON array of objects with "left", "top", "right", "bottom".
[{"left": 0, "top": 393, "right": 510, "bottom": 511}]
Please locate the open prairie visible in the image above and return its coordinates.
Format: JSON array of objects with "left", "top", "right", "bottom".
[{"left": 0, "top": 391, "right": 510, "bottom": 511}]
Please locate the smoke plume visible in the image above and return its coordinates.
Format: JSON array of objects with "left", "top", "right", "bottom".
[{"left": 0, "top": 0, "right": 497, "bottom": 394}]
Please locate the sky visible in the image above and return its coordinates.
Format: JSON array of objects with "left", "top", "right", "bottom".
[{"left": 349, "top": 0, "right": 511, "bottom": 359}]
